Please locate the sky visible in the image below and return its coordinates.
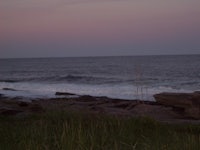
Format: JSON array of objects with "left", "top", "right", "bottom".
[{"left": 0, "top": 0, "right": 200, "bottom": 58}]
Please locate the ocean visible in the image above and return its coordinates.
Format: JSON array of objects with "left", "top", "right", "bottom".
[{"left": 0, "top": 55, "right": 200, "bottom": 101}]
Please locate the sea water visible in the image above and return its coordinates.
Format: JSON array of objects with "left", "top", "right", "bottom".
[{"left": 0, "top": 55, "right": 200, "bottom": 100}]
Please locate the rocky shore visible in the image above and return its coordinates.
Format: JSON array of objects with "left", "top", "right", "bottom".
[{"left": 0, "top": 91, "right": 200, "bottom": 124}]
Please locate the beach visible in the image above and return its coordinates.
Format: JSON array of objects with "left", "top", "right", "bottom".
[{"left": 1, "top": 91, "right": 200, "bottom": 124}]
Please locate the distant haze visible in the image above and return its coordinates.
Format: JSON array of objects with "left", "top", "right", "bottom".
[{"left": 1, "top": 0, "right": 200, "bottom": 58}]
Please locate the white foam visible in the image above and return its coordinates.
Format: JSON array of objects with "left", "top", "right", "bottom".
[{"left": 0, "top": 82, "right": 195, "bottom": 101}]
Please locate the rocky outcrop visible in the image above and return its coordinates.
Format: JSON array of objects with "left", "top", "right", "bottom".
[
  {"left": 2, "top": 88, "right": 18, "bottom": 91},
  {"left": 154, "top": 92, "right": 200, "bottom": 119},
  {"left": 0, "top": 94, "right": 3, "bottom": 97},
  {"left": 1, "top": 93, "right": 200, "bottom": 123},
  {"left": 55, "top": 92, "right": 77, "bottom": 96},
  {"left": 0, "top": 108, "right": 23, "bottom": 116},
  {"left": 0, "top": 98, "right": 44, "bottom": 116},
  {"left": 78, "top": 95, "right": 96, "bottom": 101}
]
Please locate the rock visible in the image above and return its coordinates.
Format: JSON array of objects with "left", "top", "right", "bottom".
[
  {"left": 193, "top": 91, "right": 200, "bottom": 105},
  {"left": 90, "top": 106, "right": 105, "bottom": 112},
  {"left": 0, "top": 108, "right": 23, "bottom": 116},
  {"left": 55, "top": 92, "right": 76, "bottom": 96},
  {"left": 154, "top": 92, "right": 194, "bottom": 108},
  {"left": 131, "top": 104, "right": 179, "bottom": 119},
  {"left": 194, "top": 91, "right": 200, "bottom": 95},
  {"left": 18, "top": 101, "right": 29, "bottom": 107},
  {"left": 185, "top": 107, "right": 200, "bottom": 119},
  {"left": 78, "top": 95, "right": 96, "bottom": 101},
  {"left": 0, "top": 80, "right": 17, "bottom": 83},
  {"left": 2, "top": 88, "right": 17, "bottom": 91},
  {"left": 114, "top": 102, "right": 131, "bottom": 109},
  {"left": 154, "top": 92, "right": 200, "bottom": 119}
]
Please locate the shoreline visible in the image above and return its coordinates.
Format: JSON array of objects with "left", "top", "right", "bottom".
[{"left": 1, "top": 92, "right": 200, "bottom": 124}]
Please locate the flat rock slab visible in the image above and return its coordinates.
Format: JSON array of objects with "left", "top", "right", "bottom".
[
  {"left": 154, "top": 92, "right": 200, "bottom": 119},
  {"left": 154, "top": 93, "right": 193, "bottom": 107},
  {"left": 55, "top": 92, "right": 77, "bottom": 96},
  {"left": 2, "top": 88, "right": 18, "bottom": 91}
]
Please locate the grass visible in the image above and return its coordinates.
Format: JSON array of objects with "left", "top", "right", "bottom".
[{"left": 0, "top": 111, "right": 200, "bottom": 150}]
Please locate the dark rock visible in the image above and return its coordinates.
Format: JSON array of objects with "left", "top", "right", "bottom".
[
  {"left": 55, "top": 92, "right": 76, "bottom": 96},
  {"left": 0, "top": 80, "right": 17, "bottom": 83},
  {"left": 96, "top": 96, "right": 109, "bottom": 100},
  {"left": 131, "top": 104, "right": 180, "bottom": 119},
  {"left": 2, "top": 88, "right": 17, "bottom": 91},
  {"left": 18, "top": 101, "right": 29, "bottom": 107},
  {"left": 194, "top": 91, "right": 200, "bottom": 95},
  {"left": 185, "top": 107, "right": 200, "bottom": 119},
  {"left": 154, "top": 92, "right": 194, "bottom": 108},
  {"left": 154, "top": 92, "right": 200, "bottom": 119},
  {"left": 0, "top": 108, "right": 23, "bottom": 116},
  {"left": 193, "top": 91, "right": 200, "bottom": 105},
  {"left": 78, "top": 95, "right": 96, "bottom": 101},
  {"left": 114, "top": 102, "right": 131, "bottom": 109}
]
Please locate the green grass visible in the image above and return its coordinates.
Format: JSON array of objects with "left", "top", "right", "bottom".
[{"left": 0, "top": 111, "right": 200, "bottom": 150}]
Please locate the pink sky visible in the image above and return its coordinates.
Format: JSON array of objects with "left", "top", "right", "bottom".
[{"left": 1, "top": 0, "right": 200, "bottom": 57}]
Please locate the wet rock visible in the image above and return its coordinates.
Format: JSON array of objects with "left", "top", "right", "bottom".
[
  {"left": 0, "top": 80, "right": 17, "bottom": 83},
  {"left": 2, "top": 88, "right": 17, "bottom": 91},
  {"left": 55, "top": 92, "right": 77, "bottom": 96}
]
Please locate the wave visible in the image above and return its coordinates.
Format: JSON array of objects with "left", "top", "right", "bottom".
[
  {"left": 0, "top": 75, "right": 165, "bottom": 85},
  {"left": 0, "top": 75, "right": 122, "bottom": 84},
  {"left": 179, "top": 81, "right": 199, "bottom": 85},
  {"left": 56, "top": 75, "right": 122, "bottom": 84},
  {"left": 3, "top": 75, "right": 196, "bottom": 86}
]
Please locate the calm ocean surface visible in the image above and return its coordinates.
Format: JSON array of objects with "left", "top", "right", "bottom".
[{"left": 0, "top": 55, "right": 200, "bottom": 100}]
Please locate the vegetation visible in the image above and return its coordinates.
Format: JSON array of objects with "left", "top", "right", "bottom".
[{"left": 0, "top": 111, "right": 200, "bottom": 150}]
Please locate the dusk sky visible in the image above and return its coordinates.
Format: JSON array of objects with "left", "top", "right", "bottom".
[{"left": 1, "top": 0, "right": 200, "bottom": 58}]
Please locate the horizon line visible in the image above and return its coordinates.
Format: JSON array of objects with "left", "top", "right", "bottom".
[{"left": 0, "top": 53, "right": 200, "bottom": 59}]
